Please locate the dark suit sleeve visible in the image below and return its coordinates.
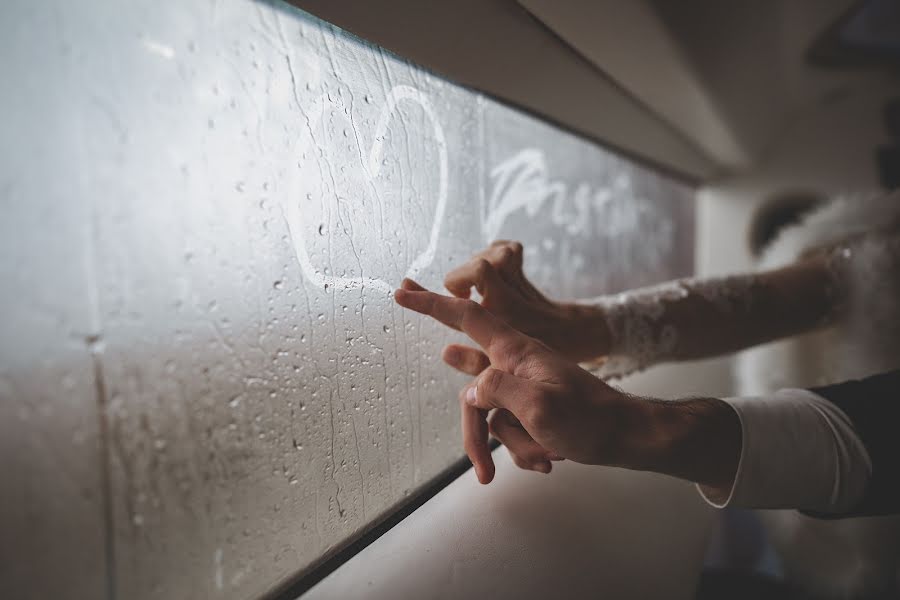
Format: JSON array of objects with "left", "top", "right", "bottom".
[{"left": 802, "top": 370, "right": 900, "bottom": 519}]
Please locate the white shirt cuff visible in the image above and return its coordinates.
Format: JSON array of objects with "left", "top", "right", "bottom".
[{"left": 697, "top": 388, "right": 871, "bottom": 513}]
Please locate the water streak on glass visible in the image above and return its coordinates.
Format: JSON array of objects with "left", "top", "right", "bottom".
[{"left": 0, "top": 1, "right": 694, "bottom": 598}]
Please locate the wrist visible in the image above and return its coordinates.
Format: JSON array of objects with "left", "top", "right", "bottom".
[
  {"left": 583, "top": 389, "right": 660, "bottom": 469},
  {"left": 554, "top": 302, "right": 611, "bottom": 363},
  {"left": 625, "top": 396, "right": 742, "bottom": 491},
  {"left": 612, "top": 394, "right": 667, "bottom": 471}
]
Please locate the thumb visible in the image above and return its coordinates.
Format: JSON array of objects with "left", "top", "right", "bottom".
[{"left": 467, "top": 367, "right": 540, "bottom": 416}]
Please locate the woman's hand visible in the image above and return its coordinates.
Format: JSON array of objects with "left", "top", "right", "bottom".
[
  {"left": 442, "top": 240, "right": 609, "bottom": 364},
  {"left": 394, "top": 280, "right": 648, "bottom": 483}
]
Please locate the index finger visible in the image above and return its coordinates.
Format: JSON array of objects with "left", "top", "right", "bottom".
[{"left": 394, "top": 283, "right": 524, "bottom": 364}]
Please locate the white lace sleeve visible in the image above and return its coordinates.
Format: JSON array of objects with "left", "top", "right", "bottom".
[
  {"left": 575, "top": 224, "right": 900, "bottom": 380},
  {"left": 577, "top": 275, "right": 766, "bottom": 379}
]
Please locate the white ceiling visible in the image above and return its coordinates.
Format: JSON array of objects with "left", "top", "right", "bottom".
[
  {"left": 290, "top": 0, "right": 717, "bottom": 180},
  {"left": 292, "top": 0, "right": 898, "bottom": 181}
]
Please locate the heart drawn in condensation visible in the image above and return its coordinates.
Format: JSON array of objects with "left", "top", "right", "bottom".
[{"left": 283, "top": 85, "right": 448, "bottom": 295}]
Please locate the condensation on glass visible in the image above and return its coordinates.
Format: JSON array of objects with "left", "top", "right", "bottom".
[{"left": 0, "top": 1, "right": 694, "bottom": 598}]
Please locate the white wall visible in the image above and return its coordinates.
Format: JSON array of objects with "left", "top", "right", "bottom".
[
  {"left": 700, "top": 75, "right": 897, "bottom": 277},
  {"left": 626, "top": 74, "right": 900, "bottom": 404}
]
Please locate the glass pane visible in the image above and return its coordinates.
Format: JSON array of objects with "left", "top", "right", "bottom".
[{"left": 0, "top": 1, "right": 694, "bottom": 598}]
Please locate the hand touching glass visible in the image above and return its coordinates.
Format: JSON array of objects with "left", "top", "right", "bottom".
[
  {"left": 394, "top": 279, "right": 742, "bottom": 493},
  {"left": 442, "top": 240, "right": 610, "bottom": 365}
]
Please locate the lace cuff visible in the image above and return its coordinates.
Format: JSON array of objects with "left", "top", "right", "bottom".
[{"left": 576, "top": 275, "right": 765, "bottom": 379}]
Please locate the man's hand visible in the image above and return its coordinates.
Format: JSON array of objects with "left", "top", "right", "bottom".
[
  {"left": 442, "top": 240, "right": 610, "bottom": 365},
  {"left": 394, "top": 280, "right": 647, "bottom": 484}
]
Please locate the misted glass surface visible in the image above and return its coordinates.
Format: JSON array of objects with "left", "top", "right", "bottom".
[{"left": 0, "top": 1, "right": 693, "bottom": 598}]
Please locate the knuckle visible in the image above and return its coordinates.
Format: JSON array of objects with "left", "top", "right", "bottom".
[
  {"left": 526, "top": 393, "right": 553, "bottom": 429},
  {"left": 460, "top": 297, "right": 481, "bottom": 319},
  {"left": 509, "top": 452, "right": 530, "bottom": 471},
  {"left": 474, "top": 258, "right": 493, "bottom": 278},
  {"left": 457, "top": 297, "right": 476, "bottom": 312},
  {"left": 487, "top": 409, "right": 511, "bottom": 435},
  {"left": 487, "top": 417, "right": 502, "bottom": 438},
  {"left": 498, "top": 338, "right": 531, "bottom": 366},
  {"left": 521, "top": 446, "right": 545, "bottom": 464},
  {"left": 527, "top": 408, "right": 548, "bottom": 431},
  {"left": 511, "top": 344, "right": 531, "bottom": 367},
  {"left": 510, "top": 241, "right": 524, "bottom": 256},
  {"left": 459, "top": 298, "right": 483, "bottom": 329},
  {"left": 519, "top": 347, "right": 548, "bottom": 373},
  {"left": 479, "top": 368, "right": 503, "bottom": 395},
  {"left": 521, "top": 338, "right": 543, "bottom": 354}
]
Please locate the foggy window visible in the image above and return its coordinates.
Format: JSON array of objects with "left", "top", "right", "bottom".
[{"left": 0, "top": 1, "right": 694, "bottom": 598}]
